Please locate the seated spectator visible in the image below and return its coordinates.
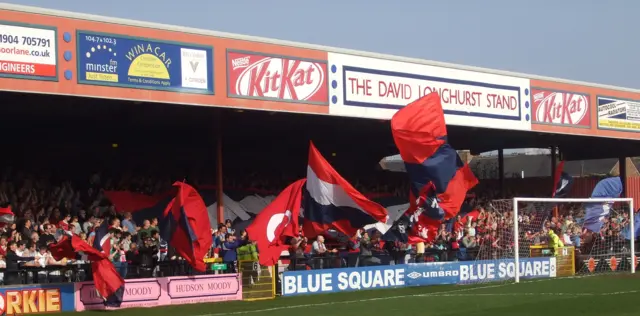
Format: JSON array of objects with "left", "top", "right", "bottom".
[
  {"left": 138, "top": 235, "right": 158, "bottom": 278},
  {"left": 150, "top": 218, "right": 159, "bottom": 230},
  {"left": 70, "top": 216, "right": 82, "bottom": 235},
  {"left": 126, "top": 242, "right": 141, "bottom": 267},
  {"left": 153, "top": 231, "right": 168, "bottom": 261},
  {"left": 109, "top": 217, "right": 122, "bottom": 231},
  {"left": 38, "top": 224, "right": 56, "bottom": 248},
  {"left": 461, "top": 232, "right": 479, "bottom": 259},
  {"left": 111, "top": 238, "right": 128, "bottom": 279},
  {"left": 358, "top": 232, "right": 380, "bottom": 267},
  {"left": 121, "top": 213, "right": 137, "bottom": 235},
  {"left": 5, "top": 241, "right": 35, "bottom": 285},
  {"left": 24, "top": 242, "right": 37, "bottom": 257},
  {"left": 138, "top": 220, "right": 153, "bottom": 238},
  {"left": 58, "top": 214, "right": 71, "bottom": 233},
  {"left": 15, "top": 241, "right": 26, "bottom": 256},
  {"left": 34, "top": 245, "right": 54, "bottom": 282},
  {"left": 225, "top": 219, "right": 235, "bottom": 236},
  {"left": 288, "top": 236, "right": 308, "bottom": 270},
  {"left": 82, "top": 215, "right": 95, "bottom": 234},
  {"left": 29, "top": 231, "right": 39, "bottom": 247},
  {"left": 0, "top": 236, "right": 7, "bottom": 257}
]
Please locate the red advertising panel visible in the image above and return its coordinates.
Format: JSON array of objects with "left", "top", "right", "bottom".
[
  {"left": 227, "top": 50, "right": 328, "bottom": 105},
  {"left": 531, "top": 89, "right": 590, "bottom": 127}
]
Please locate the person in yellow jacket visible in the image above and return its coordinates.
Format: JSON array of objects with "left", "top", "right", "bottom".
[
  {"left": 237, "top": 241, "right": 259, "bottom": 262},
  {"left": 548, "top": 229, "right": 564, "bottom": 256}
]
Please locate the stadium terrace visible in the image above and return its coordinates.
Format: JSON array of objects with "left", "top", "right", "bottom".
[{"left": 0, "top": 2, "right": 638, "bottom": 315}]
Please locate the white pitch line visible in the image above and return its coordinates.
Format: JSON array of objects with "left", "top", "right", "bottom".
[
  {"left": 194, "top": 283, "right": 512, "bottom": 316},
  {"left": 425, "top": 290, "right": 640, "bottom": 297},
  {"left": 195, "top": 285, "right": 640, "bottom": 316}
]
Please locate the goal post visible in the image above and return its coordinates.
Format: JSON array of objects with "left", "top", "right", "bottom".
[{"left": 513, "top": 197, "right": 635, "bottom": 283}]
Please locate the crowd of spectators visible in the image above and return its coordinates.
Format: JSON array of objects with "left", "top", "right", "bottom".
[
  {"left": 0, "top": 165, "right": 633, "bottom": 284},
  {"left": 0, "top": 166, "right": 412, "bottom": 284},
  {"left": 283, "top": 199, "right": 635, "bottom": 271}
]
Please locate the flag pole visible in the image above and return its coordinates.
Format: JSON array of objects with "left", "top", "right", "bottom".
[
  {"left": 551, "top": 148, "right": 559, "bottom": 218},
  {"left": 216, "top": 115, "right": 225, "bottom": 225}
]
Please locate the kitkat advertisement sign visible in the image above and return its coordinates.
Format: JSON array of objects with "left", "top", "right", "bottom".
[
  {"left": 531, "top": 89, "right": 590, "bottom": 127},
  {"left": 227, "top": 50, "right": 328, "bottom": 105}
]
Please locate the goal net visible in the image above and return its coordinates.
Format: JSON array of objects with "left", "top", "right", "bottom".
[{"left": 459, "top": 197, "right": 635, "bottom": 285}]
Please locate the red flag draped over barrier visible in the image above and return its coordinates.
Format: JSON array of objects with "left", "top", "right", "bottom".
[{"left": 49, "top": 235, "right": 125, "bottom": 306}]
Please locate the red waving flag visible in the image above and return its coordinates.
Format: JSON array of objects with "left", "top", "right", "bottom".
[
  {"left": 246, "top": 179, "right": 305, "bottom": 266},
  {"left": 391, "top": 93, "right": 478, "bottom": 244},
  {"left": 49, "top": 235, "right": 124, "bottom": 306},
  {"left": 104, "top": 191, "right": 164, "bottom": 213},
  {"left": 0, "top": 206, "right": 14, "bottom": 228},
  {"left": 161, "top": 182, "right": 213, "bottom": 272},
  {"left": 303, "top": 142, "right": 388, "bottom": 238}
]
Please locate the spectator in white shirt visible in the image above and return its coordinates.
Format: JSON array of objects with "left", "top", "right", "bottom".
[
  {"left": 311, "top": 235, "right": 328, "bottom": 256},
  {"left": 311, "top": 235, "right": 336, "bottom": 269},
  {"left": 15, "top": 241, "right": 26, "bottom": 257},
  {"left": 468, "top": 223, "right": 477, "bottom": 237},
  {"left": 82, "top": 216, "right": 95, "bottom": 234},
  {"left": 24, "top": 242, "right": 37, "bottom": 257},
  {"left": 562, "top": 231, "right": 573, "bottom": 245}
]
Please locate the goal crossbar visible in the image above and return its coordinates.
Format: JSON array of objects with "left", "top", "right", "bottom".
[
  {"left": 512, "top": 197, "right": 635, "bottom": 282},
  {"left": 514, "top": 197, "right": 633, "bottom": 203}
]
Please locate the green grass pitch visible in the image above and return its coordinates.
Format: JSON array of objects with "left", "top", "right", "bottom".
[{"left": 69, "top": 274, "right": 640, "bottom": 316}]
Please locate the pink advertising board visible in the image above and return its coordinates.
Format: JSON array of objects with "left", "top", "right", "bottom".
[{"left": 74, "top": 274, "right": 242, "bottom": 311}]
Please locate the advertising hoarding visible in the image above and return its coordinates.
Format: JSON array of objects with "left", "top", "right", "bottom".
[
  {"left": 281, "top": 265, "right": 405, "bottom": 296},
  {"left": 405, "top": 258, "right": 556, "bottom": 286},
  {"left": 0, "top": 283, "right": 75, "bottom": 314},
  {"left": 327, "top": 53, "right": 531, "bottom": 130},
  {"left": 0, "top": 21, "right": 57, "bottom": 80},
  {"left": 281, "top": 258, "right": 556, "bottom": 296},
  {"left": 76, "top": 31, "right": 213, "bottom": 94},
  {"left": 227, "top": 50, "right": 328, "bottom": 104},
  {"left": 597, "top": 96, "right": 640, "bottom": 132},
  {"left": 75, "top": 274, "right": 241, "bottom": 311},
  {"left": 531, "top": 89, "right": 590, "bottom": 127}
]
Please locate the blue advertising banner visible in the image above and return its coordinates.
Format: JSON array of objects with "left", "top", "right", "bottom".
[
  {"left": 76, "top": 31, "right": 213, "bottom": 94},
  {"left": 405, "top": 258, "right": 557, "bottom": 287},
  {"left": 281, "top": 258, "right": 557, "bottom": 296},
  {"left": 0, "top": 282, "right": 75, "bottom": 314},
  {"left": 281, "top": 265, "right": 406, "bottom": 296}
]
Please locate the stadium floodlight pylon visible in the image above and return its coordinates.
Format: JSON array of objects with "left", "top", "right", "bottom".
[
  {"left": 464, "top": 197, "right": 635, "bottom": 286},
  {"left": 512, "top": 197, "right": 634, "bottom": 283}
]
